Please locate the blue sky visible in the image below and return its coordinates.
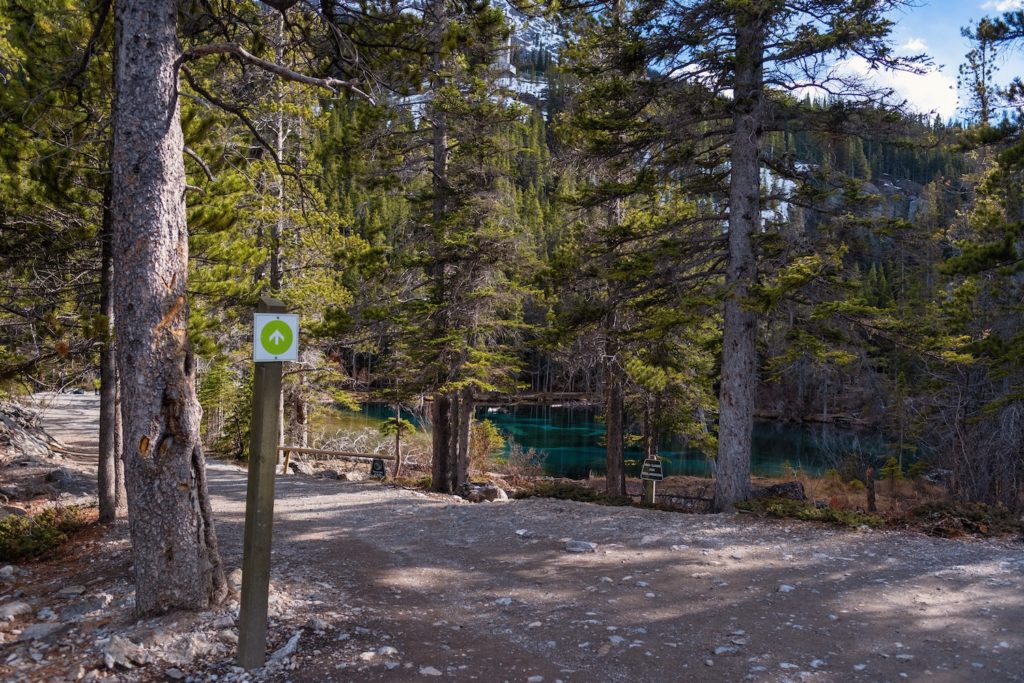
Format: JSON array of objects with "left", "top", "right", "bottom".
[{"left": 881, "top": 0, "right": 1024, "bottom": 119}]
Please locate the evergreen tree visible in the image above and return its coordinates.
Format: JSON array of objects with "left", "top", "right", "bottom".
[{"left": 633, "top": 0, "right": 923, "bottom": 510}]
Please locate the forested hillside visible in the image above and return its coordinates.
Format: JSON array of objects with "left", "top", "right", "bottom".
[{"left": 0, "top": 0, "right": 1021, "bottom": 613}]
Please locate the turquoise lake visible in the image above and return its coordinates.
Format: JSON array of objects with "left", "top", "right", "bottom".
[{"left": 337, "top": 403, "right": 892, "bottom": 479}]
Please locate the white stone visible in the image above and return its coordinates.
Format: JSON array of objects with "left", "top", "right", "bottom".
[
  {"left": 270, "top": 632, "right": 301, "bottom": 661},
  {"left": 0, "top": 602, "right": 31, "bottom": 619},
  {"left": 565, "top": 540, "right": 597, "bottom": 553},
  {"left": 419, "top": 665, "right": 443, "bottom": 676},
  {"left": 103, "top": 635, "right": 148, "bottom": 669},
  {"left": 777, "top": 584, "right": 795, "bottom": 593}
]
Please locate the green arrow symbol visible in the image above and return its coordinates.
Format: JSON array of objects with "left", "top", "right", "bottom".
[{"left": 260, "top": 320, "right": 293, "bottom": 355}]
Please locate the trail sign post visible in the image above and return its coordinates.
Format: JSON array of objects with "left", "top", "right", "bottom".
[
  {"left": 253, "top": 312, "right": 299, "bottom": 362},
  {"left": 370, "top": 458, "right": 387, "bottom": 479},
  {"left": 238, "top": 296, "right": 297, "bottom": 669},
  {"left": 640, "top": 456, "right": 663, "bottom": 505}
]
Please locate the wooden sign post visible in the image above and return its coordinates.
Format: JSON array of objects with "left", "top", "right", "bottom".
[
  {"left": 238, "top": 295, "right": 296, "bottom": 669},
  {"left": 640, "top": 456, "right": 664, "bottom": 505}
]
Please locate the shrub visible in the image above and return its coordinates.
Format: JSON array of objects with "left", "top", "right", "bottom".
[
  {"left": 906, "top": 460, "right": 929, "bottom": 479},
  {"left": 736, "top": 497, "right": 884, "bottom": 528},
  {"left": 502, "top": 440, "right": 547, "bottom": 481},
  {"left": 0, "top": 506, "right": 88, "bottom": 562},
  {"left": 513, "top": 481, "right": 631, "bottom": 506},
  {"left": 846, "top": 478, "right": 866, "bottom": 491},
  {"left": 880, "top": 456, "right": 904, "bottom": 492},
  {"left": 469, "top": 419, "right": 505, "bottom": 474}
]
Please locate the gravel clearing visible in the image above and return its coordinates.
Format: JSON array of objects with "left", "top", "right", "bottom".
[{"left": 0, "top": 394, "right": 1021, "bottom": 682}]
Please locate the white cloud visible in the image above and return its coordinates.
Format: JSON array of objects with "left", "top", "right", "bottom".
[
  {"left": 981, "top": 1, "right": 1024, "bottom": 11},
  {"left": 901, "top": 38, "right": 928, "bottom": 52},
  {"left": 839, "top": 58, "right": 958, "bottom": 120}
]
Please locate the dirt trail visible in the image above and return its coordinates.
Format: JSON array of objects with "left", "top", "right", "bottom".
[{"left": 1, "top": 395, "right": 1021, "bottom": 682}]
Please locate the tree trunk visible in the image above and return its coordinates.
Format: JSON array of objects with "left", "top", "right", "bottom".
[
  {"left": 643, "top": 396, "right": 655, "bottom": 458},
  {"left": 456, "top": 386, "right": 472, "bottom": 486},
  {"left": 270, "top": 12, "right": 285, "bottom": 292},
  {"left": 98, "top": 178, "right": 124, "bottom": 523},
  {"left": 392, "top": 403, "right": 403, "bottom": 478},
  {"left": 604, "top": 321, "right": 625, "bottom": 497},
  {"left": 111, "top": 0, "right": 226, "bottom": 614},
  {"left": 427, "top": 0, "right": 454, "bottom": 495},
  {"left": 431, "top": 394, "right": 452, "bottom": 492},
  {"left": 715, "top": 10, "right": 763, "bottom": 512}
]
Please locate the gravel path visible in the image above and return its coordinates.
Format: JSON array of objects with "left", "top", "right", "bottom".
[
  {"left": 1, "top": 393, "right": 1021, "bottom": 682},
  {"left": 210, "top": 463, "right": 1024, "bottom": 682}
]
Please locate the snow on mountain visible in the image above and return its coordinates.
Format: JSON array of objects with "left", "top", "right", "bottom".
[{"left": 490, "top": 0, "right": 564, "bottom": 58}]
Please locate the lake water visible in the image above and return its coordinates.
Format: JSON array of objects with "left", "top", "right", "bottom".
[{"left": 331, "top": 403, "right": 892, "bottom": 479}]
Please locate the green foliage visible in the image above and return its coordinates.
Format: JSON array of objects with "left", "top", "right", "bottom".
[
  {"left": 906, "top": 460, "right": 930, "bottom": 479},
  {"left": 880, "top": 456, "right": 903, "bottom": 483},
  {"left": 379, "top": 416, "right": 417, "bottom": 437},
  {"left": 215, "top": 370, "right": 253, "bottom": 460},
  {"left": 469, "top": 419, "right": 505, "bottom": 472},
  {"left": 0, "top": 506, "right": 88, "bottom": 562},
  {"left": 905, "top": 501, "right": 1023, "bottom": 537},
  {"left": 736, "top": 497, "right": 884, "bottom": 529},
  {"left": 513, "top": 481, "right": 632, "bottom": 506}
]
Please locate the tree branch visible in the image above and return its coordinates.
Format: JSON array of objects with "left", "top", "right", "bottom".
[
  {"left": 183, "top": 145, "right": 217, "bottom": 182},
  {"left": 181, "top": 42, "right": 376, "bottom": 105}
]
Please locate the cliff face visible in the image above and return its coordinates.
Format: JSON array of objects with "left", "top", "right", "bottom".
[{"left": 861, "top": 176, "right": 925, "bottom": 221}]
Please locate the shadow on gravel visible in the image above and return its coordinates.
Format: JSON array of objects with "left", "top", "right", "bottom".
[{"left": 206, "top": 465, "right": 1024, "bottom": 681}]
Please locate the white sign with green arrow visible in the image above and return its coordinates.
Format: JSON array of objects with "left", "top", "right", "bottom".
[{"left": 253, "top": 313, "right": 299, "bottom": 363}]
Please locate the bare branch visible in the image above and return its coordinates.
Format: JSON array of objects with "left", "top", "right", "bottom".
[
  {"left": 181, "top": 42, "right": 376, "bottom": 105},
  {"left": 183, "top": 145, "right": 217, "bottom": 182}
]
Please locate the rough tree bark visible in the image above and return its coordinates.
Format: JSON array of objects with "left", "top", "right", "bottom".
[
  {"left": 431, "top": 394, "right": 453, "bottom": 492},
  {"left": 98, "top": 180, "right": 127, "bottom": 523},
  {"left": 426, "top": 0, "right": 468, "bottom": 494},
  {"left": 715, "top": 9, "right": 763, "bottom": 512},
  {"left": 604, "top": 307, "right": 626, "bottom": 497},
  {"left": 111, "top": 0, "right": 227, "bottom": 613},
  {"left": 392, "top": 403, "right": 403, "bottom": 478},
  {"left": 455, "top": 386, "right": 472, "bottom": 486}
]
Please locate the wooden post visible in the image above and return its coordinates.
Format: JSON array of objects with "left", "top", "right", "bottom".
[
  {"left": 866, "top": 467, "right": 876, "bottom": 513},
  {"left": 643, "top": 478, "right": 656, "bottom": 505},
  {"left": 392, "top": 403, "right": 403, "bottom": 479},
  {"left": 238, "top": 295, "right": 286, "bottom": 669}
]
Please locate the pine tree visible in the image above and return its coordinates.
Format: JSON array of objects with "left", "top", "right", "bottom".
[{"left": 629, "top": 0, "right": 924, "bottom": 510}]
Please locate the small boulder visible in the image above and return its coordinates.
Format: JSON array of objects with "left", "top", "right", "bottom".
[
  {"left": 0, "top": 601, "right": 32, "bottom": 619},
  {"left": 270, "top": 631, "right": 301, "bottom": 661},
  {"left": 342, "top": 471, "right": 366, "bottom": 482},
  {"left": 565, "top": 540, "right": 598, "bottom": 553},
  {"left": 289, "top": 460, "right": 316, "bottom": 476},
  {"left": 226, "top": 568, "right": 243, "bottom": 593},
  {"left": 0, "top": 505, "right": 27, "bottom": 518},
  {"left": 455, "top": 483, "right": 508, "bottom": 503},
  {"left": 44, "top": 469, "right": 72, "bottom": 487},
  {"left": 103, "top": 635, "right": 148, "bottom": 669}
]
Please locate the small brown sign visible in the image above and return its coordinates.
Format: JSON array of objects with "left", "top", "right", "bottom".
[{"left": 640, "top": 456, "right": 664, "bottom": 481}]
